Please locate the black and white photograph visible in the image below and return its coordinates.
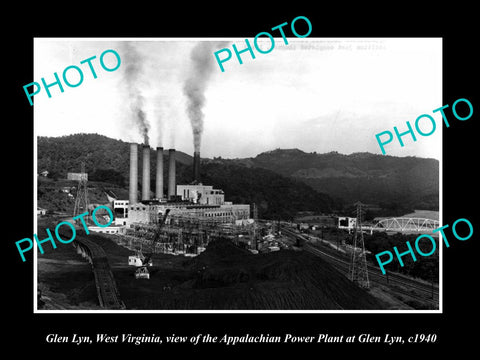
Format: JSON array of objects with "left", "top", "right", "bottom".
[
  {"left": 6, "top": 6, "right": 478, "bottom": 355},
  {"left": 33, "top": 38, "right": 441, "bottom": 312}
]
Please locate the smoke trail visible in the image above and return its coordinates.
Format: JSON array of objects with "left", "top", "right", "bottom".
[
  {"left": 183, "top": 41, "right": 228, "bottom": 152},
  {"left": 123, "top": 42, "right": 150, "bottom": 145}
]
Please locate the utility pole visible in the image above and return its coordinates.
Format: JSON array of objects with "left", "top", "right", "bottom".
[{"left": 349, "top": 202, "right": 370, "bottom": 289}]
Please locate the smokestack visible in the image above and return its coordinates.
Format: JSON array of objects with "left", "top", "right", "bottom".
[
  {"left": 193, "top": 151, "right": 200, "bottom": 183},
  {"left": 142, "top": 145, "right": 150, "bottom": 201},
  {"left": 156, "top": 147, "right": 164, "bottom": 199},
  {"left": 168, "top": 149, "right": 176, "bottom": 199},
  {"left": 129, "top": 143, "right": 138, "bottom": 205}
]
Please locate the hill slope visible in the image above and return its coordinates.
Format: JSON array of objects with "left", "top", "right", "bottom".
[
  {"left": 118, "top": 239, "right": 386, "bottom": 310},
  {"left": 37, "top": 133, "right": 193, "bottom": 185},
  {"left": 37, "top": 134, "right": 334, "bottom": 219},
  {"left": 37, "top": 134, "right": 438, "bottom": 218},
  {"left": 198, "top": 162, "right": 334, "bottom": 219},
  {"left": 225, "top": 149, "right": 439, "bottom": 212}
]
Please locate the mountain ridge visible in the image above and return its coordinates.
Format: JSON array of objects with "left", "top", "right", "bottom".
[
  {"left": 37, "top": 134, "right": 439, "bottom": 218},
  {"left": 37, "top": 134, "right": 334, "bottom": 219},
  {"left": 209, "top": 148, "right": 439, "bottom": 212}
]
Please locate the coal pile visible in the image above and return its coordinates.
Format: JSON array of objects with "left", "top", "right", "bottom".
[
  {"left": 119, "top": 239, "right": 387, "bottom": 310},
  {"left": 183, "top": 240, "right": 384, "bottom": 310}
]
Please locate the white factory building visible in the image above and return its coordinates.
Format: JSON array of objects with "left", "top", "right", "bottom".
[
  {"left": 114, "top": 144, "right": 251, "bottom": 227},
  {"left": 125, "top": 183, "right": 249, "bottom": 226},
  {"left": 176, "top": 184, "right": 224, "bottom": 205},
  {"left": 337, "top": 216, "right": 357, "bottom": 230},
  {"left": 113, "top": 200, "right": 129, "bottom": 225},
  {"left": 126, "top": 200, "right": 250, "bottom": 226}
]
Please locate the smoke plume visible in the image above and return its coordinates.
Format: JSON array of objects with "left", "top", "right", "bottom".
[
  {"left": 183, "top": 42, "right": 227, "bottom": 152},
  {"left": 123, "top": 42, "right": 150, "bottom": 145}
]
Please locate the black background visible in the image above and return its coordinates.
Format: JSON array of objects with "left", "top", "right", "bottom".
[{"left": 6, "top": 3, "right": 478, "bottom": 356}]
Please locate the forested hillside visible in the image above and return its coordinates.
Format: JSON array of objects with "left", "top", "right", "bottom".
[{"left": 37, "top": 134, "right": 334, "bottom": 219}]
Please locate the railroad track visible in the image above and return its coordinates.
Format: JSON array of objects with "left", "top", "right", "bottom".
[
  {"left": 304, "top": 244, "right": 438, "bottom": 306},
  {"left": 74, "top": 237, "right": 125, "bottom": 310},
  {"left": 282, "top": 228, "right": 439, "bottom": 307}
]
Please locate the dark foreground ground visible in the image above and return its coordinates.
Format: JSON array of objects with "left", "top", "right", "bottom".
[
  {"left": 37, "top": 219, "right": 387, "bottom": 310},
  {"left": 113, "top": 240, "right": 386, "bottom": 310}
]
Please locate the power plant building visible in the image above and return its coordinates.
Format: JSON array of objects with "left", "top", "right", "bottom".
[
  {"left": 127, "top": 202, "right": 250, "bottom": 225},
  {"left": 177, "top": 184, "right": 224, "bottom": 205},
  {"left": 124, "top": 143, "right": 250, "bottom": 227}
]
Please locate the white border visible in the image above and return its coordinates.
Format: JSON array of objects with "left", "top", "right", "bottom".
[{"left": 33, "top": 37, "right": 443, "bottom": 314}]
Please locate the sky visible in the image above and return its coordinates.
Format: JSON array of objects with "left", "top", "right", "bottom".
[{"left": 34, "top": 38, "right": 442, "bottom": 159}]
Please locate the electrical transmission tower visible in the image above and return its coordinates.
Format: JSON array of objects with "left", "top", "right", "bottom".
[
  {"left": 73, "top": 162, "right": 90, "bottom": 221},
  {"left": 349, "top": 202, "right": 370, "bottom": 289}
]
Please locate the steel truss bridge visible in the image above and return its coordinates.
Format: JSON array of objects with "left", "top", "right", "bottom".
[{"left": 363, "top": 218, "right": 440, "bottom": 234}]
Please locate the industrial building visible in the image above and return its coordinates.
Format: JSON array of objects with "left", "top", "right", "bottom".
[
  {"left": 67, "top": 172, "right": 88, "bottom": 181},
  {"left": 176, "top": 184, "right": 224, "bottom": 205},
  {"left": 337, "top": 216, "right": 357, "bottom": 230},
  {"left": 116, "top": 143, "right": 250, "bottom": 228},
  {"left": 126, "top": 201, "right": 250, "bottom": 225},
  {"left": 113, "top": 200, "right": 129, "bottom": 225}
]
